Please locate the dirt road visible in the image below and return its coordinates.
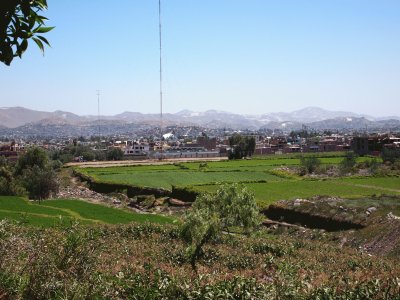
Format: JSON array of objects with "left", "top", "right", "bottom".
[{"left": 65, "top": 156, "right": 228, "bottom": 168}]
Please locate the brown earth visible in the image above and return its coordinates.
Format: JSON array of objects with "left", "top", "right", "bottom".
[{"left": 65, "top": 157, "right": 228, "bottom": 168}]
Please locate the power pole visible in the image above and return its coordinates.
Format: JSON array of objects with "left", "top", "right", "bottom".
[
  {"left": 97, "top": 90, "right": 101, "bottom": 140},
  {"left": 158, "top": 0, "right": 164, "bottom": 159}
]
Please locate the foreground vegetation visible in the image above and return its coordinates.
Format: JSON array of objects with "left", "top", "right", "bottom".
[{"left": 1, "top": 219, "right": 399, "bottom": 299}]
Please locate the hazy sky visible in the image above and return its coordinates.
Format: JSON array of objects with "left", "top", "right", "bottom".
[{"left": 1, "top": 1, "right": 400, "bottom": 116}]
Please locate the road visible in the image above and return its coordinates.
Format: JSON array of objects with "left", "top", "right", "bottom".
[{"left": 65, "top": 156, "right": 228, "bottom": 168}]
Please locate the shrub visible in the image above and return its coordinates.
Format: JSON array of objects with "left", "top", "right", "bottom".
[
  {"left": 180, "top": 184, "right": 261, "bottom": 271},
  {"left": 299, "top": 156, "right": 321, "bottom": 174}
]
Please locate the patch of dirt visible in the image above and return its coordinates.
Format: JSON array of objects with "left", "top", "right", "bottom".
[
  {"left": 54, "top": 171, "right": 190, "bottom": 216},
  {"left": 65, "top": 157, "right": 228, "bottom": 168},
  {"left": 351, "top": 217, "right": 400, "bottom": 257}
]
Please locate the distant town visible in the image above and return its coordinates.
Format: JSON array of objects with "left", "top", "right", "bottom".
[{"left": 1, "top": 123, "right": 399, "bottom": 163}]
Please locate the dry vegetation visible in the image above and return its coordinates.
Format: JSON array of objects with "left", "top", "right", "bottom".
[{"left": 1, "top": 219, "right": 400, "bottom": 299}]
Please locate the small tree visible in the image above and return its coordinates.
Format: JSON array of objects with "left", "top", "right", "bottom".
[
  {"left": 20, "top": 165, "right": 59, "bottom": 200},
  {"left": 0, "top": 157, "right": 24, "bottom": 196},
  {"left": 181, "top": 184, "right": 261, "bottom": 272},
  {"left": 14, "top": 146, "right": 49, "bottom": 175},
  {"left": 382, "top": 148, "right": 400, "bottom": 164},
  {"left": 339, "top": 152, "right": 357, "bottom": 174},
  {"left": 14, "top": 146, "right": 59, "bottom": 200},
  {"left": 299, "top": 156, "right": 321, "bottom": 174},
  {"left": 106, "top": 148, "right": 124, "bottom": 161}
]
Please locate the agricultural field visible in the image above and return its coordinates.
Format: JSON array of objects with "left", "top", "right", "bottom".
[
  {"left": 0, "top": 196, "right": 173, "bottom": 227},
  {"left": 195, "top": 179, "right": 400, "bottom": 208},
  {"left": 76, "top": 154, "right": 399, "bottom": 208}
]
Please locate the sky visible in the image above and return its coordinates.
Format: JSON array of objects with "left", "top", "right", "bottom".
[{"left": 1, "top": 0, "right": 400, "bottom": 117}]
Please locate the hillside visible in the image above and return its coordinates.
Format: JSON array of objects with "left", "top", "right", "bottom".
[
  {"left": 1, "top": 106, "right": 399, "bottom": 131},
  {"left": 0, "top": 219, "right": 399, "bottom": 299}
]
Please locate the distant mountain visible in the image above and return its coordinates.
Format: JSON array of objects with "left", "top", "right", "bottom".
[
  {"left": 309, "top": 117, "right": 400, "bottom": 130},
  {"left": 259, "top": 107, "right": 374, "bottom": 123},
  {"left": 0, "top": 106, "right": 398, "bottom": 132},
  {"left": 0, "top": 107, "right": 81, "bottom": 128}
]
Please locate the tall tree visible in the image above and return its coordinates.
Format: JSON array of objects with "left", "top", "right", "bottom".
[{"left": 0, "top": 0, "right": 53, "bottom": 66}]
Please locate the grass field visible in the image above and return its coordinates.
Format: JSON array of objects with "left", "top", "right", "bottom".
[
  {"left": 76, "top": 154, "right": 397, "bottom": 208},
  {"left": 193, "top": 179, "right": 400, "bottom": 207},
  {"left": 0, "top": 196, "right": 174, "bottom": 227}
]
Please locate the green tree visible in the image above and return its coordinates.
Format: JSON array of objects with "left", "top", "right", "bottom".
[
  {"left": 245, "top": 136, "right": 256, "bottom": 157},
  {"left": 181, "top": 184, "right": 261, "bottom": 271},
  {"left": 14, "top": 146, "right": 49, "bottom": 175},
  {"left": 19, "top": 165, "right": 58, "bottom": 200},
  {"left": 382, "top": 148, "right": 400, "bottom": 164},
  {"left": 299, "top": 156, "right": 321, "bottom": 174},
  {"left": 339, "top": 152, "right": 357, "bottom": 174},
  {"left": 228, "top": 134, "right": 256, "bottom": 159},
  {"left": 0, "top": 0, "right": 54, "bottom": 66},
  {"left": 14, "top": 146, "right": 59, "bottom": 200},
  {"left": 0, "top": 157, "right": 24, "bottom": 196},
  {"left": 106, "top": 148, "right": 124, "bottom": 161}
]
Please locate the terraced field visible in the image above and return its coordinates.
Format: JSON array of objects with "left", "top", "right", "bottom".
[
  {"left": 195, "top": 179, "right": 400, "bottom": 207},
  {"left": 76, "top": 154, "right": 400, "bottom": 208},
  {"left": 0, "top": 196, "right": 173, "bottom": 227}
]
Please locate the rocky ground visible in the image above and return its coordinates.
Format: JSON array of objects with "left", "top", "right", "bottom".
[{"left": 53, "top": 173, "right": 191, "bottom": 216}]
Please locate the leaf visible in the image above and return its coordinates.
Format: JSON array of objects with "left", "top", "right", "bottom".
[
  {"left": 32, "top": 37, "right": 44, "bottom": 54},
  {"left": 34, "top": 26, "right": 55, "bottom": 33},
  {"left": 18, "top": 39, "right": 29, "bottom": 57},
  {"left": 37, "top": 35, "right": 51, "bottom": 47}
]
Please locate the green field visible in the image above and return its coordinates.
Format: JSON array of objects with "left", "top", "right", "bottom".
[
  {"left": 77, "top": 155, "right": 398, "bottom": 208},
  {"left": 194, "top": 179, "right": 400, "bottom": 207},
  {"left": 0, "top": 196, "right": 173, "bottom": 227}
]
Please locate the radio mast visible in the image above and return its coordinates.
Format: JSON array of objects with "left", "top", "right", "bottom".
[
  {"left": 158, "top": 0, "right": 163, "bottom": 158},
  {"left": 97, "top": 90, "right": 100, "bottom": 139}
]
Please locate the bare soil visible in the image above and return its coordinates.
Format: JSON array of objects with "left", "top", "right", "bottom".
[{"left": 65, "top": 157, "right": 228, "bottom": 168}]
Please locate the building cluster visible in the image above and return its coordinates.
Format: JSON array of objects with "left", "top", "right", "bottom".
[{"left": 1, "top": 127, "right": 400, "bottom": 162}]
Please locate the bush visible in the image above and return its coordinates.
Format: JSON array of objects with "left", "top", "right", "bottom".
[
  {"left": 20, "top": 165, "right": 59, "bottom": 200},
  {"left": 180, "top": 184, "right": 261, "bottom": 271},
  {"left": 339, "top": 152, "right": 357, "bottom": 174},
  {"left": 299, "top": 156, "right": 321, "bottom": 174}
]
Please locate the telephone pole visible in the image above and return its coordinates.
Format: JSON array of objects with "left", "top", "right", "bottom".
[
  {"left": 158, "top": 0, "right": 164, "bottom": 158},
  {"left": 96, "top": 90, "right": 100, "bottom": 139}
]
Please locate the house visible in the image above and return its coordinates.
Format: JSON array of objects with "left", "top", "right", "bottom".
[
  {"left": 0, "top": 141, "right": 24, "bottom": 161},
  {"left": 124, "top": 141, "right": 150, "bottom": 156}
]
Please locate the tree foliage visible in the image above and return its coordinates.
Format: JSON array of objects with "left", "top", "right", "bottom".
[
  {"left": 106, "top": 148, "right": 124, "bottom": 161},
  {"left": 19, "top": 164, "right": 59, "bottom": 200},
  {"left": 339, "top": 152, "right": 357, "bottom": 174},
  {"left": 382, "top": 148, "right": 400, "bottom": 164},
  {"left": 228, "top": 134, "right": 256, "bottom": 159},
  {"left": 0, "top": 157, "right": 25, "bottom": 196},
  {"left": 299, "top": 156, "right": 321, "bottom": 174},
  {"left": 14, "top": 146, "right": 48, "bottom": 175},
  {"left": 14, "top": 146, "right": 59, "bottom": 200},
  {"left": 181, "top": 184, "right": 261, "bottom": 271},
  {"left": 0, "top": 0, "right": 53, "bottom": 66}
]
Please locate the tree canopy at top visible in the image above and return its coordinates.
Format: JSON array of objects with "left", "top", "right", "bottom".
[{"left": 0, "top": 0, "right": 53, "bottom": 66}]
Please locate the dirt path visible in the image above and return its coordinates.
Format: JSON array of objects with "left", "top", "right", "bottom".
[{"left": 65, "top": 157, "right": 228, "bottom": 168}]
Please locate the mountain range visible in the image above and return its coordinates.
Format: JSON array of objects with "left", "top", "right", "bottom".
[{"left": 0, "top": 106, "right": 399, "bottom": 133}]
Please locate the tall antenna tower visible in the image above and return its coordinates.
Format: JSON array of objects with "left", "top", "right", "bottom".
[
  {"left": 96, "top": 90, "right": 101, "bottom": 139},
  {"left": 158, "top": 0, "right": 164, "bottom": 157}
]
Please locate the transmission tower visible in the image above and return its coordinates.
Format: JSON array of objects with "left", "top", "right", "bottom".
[
  {"left": 97, "top": 90, "right": 101, "bottom": 139},
  {"left": 158, "top": 0, "right": 164, "bottom": 158}
]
